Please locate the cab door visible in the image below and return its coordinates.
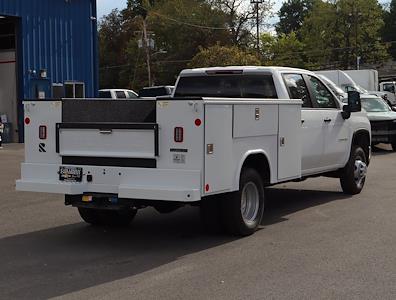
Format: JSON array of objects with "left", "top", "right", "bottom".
[
  {"left": 282, "top": 73, "right": 326, "bottom": 174},
  {"left": 306, "top": 75, "right": 350, "bottom": 168}
]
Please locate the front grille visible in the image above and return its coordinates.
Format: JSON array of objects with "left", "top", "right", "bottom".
[{"left": 370, "top": 120, "right": 392, "bottom": 132}]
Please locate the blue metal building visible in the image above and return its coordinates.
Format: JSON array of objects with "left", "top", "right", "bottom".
[{"left": 0, "top": 0, "right": 98, "bottom": 142}]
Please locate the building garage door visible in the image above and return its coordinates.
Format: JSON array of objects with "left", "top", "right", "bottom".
[{"left": 0, "top": 19, "right": 17, "bottom": 143}]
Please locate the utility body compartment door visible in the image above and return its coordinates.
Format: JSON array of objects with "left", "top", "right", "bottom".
[
  {"left": 278, "top": 104, "right": 302, "bottom": 181},
  {"left": 204, "top": 104, "right": 234, "bottom": 194}
]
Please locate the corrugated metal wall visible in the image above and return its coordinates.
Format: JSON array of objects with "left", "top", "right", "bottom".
[
  {"left": 0, "top": 0, "right": 98, "bottom": 141},
  {"left": 0, "top": 0, "right": 98, "bottom": 99}
]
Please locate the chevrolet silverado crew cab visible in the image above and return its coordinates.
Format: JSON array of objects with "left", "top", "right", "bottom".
[{"left": 17, "top": 67, "right": 371, "bottom": 236}]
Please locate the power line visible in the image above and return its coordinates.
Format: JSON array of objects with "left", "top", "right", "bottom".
[
  {"left": 149, "top": 10, "right": 229, "bottom": 30},
  {"left": 99, "top": 59, "right": 192, "bottom": 71}
]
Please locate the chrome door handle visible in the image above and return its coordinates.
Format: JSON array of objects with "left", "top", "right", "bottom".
[
  {"left": 324, "top": 118, "right": 332, "bottom": 123},
  {"left": 99, "top": 129, "right": 113, "bottom": 134}
]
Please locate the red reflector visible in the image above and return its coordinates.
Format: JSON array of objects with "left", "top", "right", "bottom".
[
  {"left": 39, "top": 125, "right": 47, "bottom": 139},
  {"left": 205, "top": 184, "right": 210, "bottom": 192},
  {"left": 174, "top": 127, "right": 184, "bottom": 143},
  {"left": 24, "top": 117, "right": 31, "bottom": 125},
  {"left": 195, "top": 119, "right": 202, "bottom": 127}
]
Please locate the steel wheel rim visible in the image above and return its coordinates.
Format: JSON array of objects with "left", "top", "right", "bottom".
[
  {"left": 354, "top": 155, "right": 367, "bottom": 189},
  {"left": 241, "top": 182, "right": 260, "bottom": 225}
]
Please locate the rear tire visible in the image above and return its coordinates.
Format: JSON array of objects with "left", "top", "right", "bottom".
[
  {"left": 221, "top": 168, "right": 265, "bottom": 236},
  {"left": 78, "top": 208, "right": 137, "bottom": 226},
  {"left": 340, "top": 145, "right": 367, "bottom": 195}
]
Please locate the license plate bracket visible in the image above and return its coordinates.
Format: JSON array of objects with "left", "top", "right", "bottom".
[{"left": 59, "top": 166, "right": 83, "bottom": 182}]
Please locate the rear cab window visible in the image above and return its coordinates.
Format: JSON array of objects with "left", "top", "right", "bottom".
[
  {"left": 99, "top": 91, "right": 112, "bottom": 98},
  {"left": 174, "top": 74, "right": 278, "bottom": 99}
]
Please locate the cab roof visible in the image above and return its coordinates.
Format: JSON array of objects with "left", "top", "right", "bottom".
[{"left": 179, "top": 66, "right": 315, "bottom": 76}]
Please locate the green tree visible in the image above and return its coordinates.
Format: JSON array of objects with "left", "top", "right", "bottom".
[
  {"left": 383, "top": 0, "right": 396, "bottom": 59},
  {"left": 276, "top": 0, "right": 316, "bottom": 37},
  {"left": 260, "top": 32, "right": 305, "bottom": 67},
  {"left": 98, "top": 9, "right": 129, "bottom": 89},
  {"left": 99, "top": 0, "right": 232, "bottom": 90},
  {"left": 125, "top": 0, "right": 231, "bottom": 87},
  {"left": 300, "top": 0, "right": 389, "bottom": 69},
  {"left": 209, "top": 0, "right": 273, "bottom": 47},
  {"left": 189, "top": 44, "right": 260, "bottom": 68}
]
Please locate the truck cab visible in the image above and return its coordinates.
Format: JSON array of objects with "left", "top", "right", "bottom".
[{"left": 380, "top": 81, "right": 396, "bottom": 104}]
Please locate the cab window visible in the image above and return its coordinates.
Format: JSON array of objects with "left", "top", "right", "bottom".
[
  {"left": 283, "top": 74, "right": 312, "bottom": 108},
  {"left": 383, "top": 83, "right": 395, "bottom": 93},
  {"left": 127, "top": 91, "right": 138, "bottom": 99},
  {"left": 308, "top": 76, "right": 337, "bottom": 109},
  {"left": 115, "top": 91, "right": 127, "bottom": 99}
]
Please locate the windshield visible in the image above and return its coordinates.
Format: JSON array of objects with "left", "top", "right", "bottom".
[{"left": 361, "top": 97, "right": 391, "bottom": 112}]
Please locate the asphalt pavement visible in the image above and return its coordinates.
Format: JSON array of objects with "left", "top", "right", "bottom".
[{"left": 1, "top": 144, "right": 396, "bottom": 300}]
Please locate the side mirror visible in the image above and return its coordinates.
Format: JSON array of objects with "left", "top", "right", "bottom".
[
  {"left": 342, "top": 91, "right": 361, "bottom": 119},
  {"left": 347, "top": 91, "right": 362, "bottom": 112}
]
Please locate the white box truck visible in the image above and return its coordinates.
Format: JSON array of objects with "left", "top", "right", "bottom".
[
  {"left": 317, "top": 69, "right": 395, "bottom": 104},
  {"left": 17, "top": 67, "right": 371, "bottom": 236}
]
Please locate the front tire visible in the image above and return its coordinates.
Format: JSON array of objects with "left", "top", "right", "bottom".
[
  {"left": 340, "top": 145, "right": 368, "bottom": 195},
  {"left": 221, "top": 168, "right": 265, "bottom": 236},
  {"left": 78, "top": 207, "right": 137, "bottom": 226}
]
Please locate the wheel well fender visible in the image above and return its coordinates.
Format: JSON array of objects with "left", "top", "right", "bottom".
[
  {"left": 352, "top": 130, "right": 371, "bottom": 164},
  {"left": 235, "top": 150, "right": 272, "bottom": 189}
]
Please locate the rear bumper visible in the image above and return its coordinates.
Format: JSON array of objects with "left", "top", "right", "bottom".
[{"left": 16, "top": 163, "right": 202, "bottom": 202}]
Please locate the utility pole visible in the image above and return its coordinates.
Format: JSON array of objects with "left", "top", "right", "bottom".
[
  {"left": 251, "top": 0, "right": 263, "bottom": 56},
  {"left": 142, "top": 18, "right": 151, "bottom": 86},
  {"left": 136, "top": 19, "right": 155, "bottom": 86},
  {"left": 352, "top": 4, "right": 362, "bottom": 70}
]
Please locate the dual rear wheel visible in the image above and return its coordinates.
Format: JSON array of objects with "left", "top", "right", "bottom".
[{"left": 201, "top": 168, "right": 265, "bottom": 236}]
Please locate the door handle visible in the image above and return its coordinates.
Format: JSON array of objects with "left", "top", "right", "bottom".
[
  {"left": 324, "top": 118, "right": 332, "bottom": 123},
  {"left": 99, "top": 129, "right": 113, "bottom": 134},
  {"left": 301, "top": 119, "right": 305, "bottom": 124}
]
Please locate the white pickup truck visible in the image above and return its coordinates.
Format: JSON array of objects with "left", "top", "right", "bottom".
[{"left": 17, "top": 67, "right": 371, "bottom": 236}]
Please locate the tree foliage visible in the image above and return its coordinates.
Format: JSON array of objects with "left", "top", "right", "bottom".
[
  {"left": 276, "top": 0, "right": 316, "bottom": 36},
  {"left": 189, "top": 44, "right": 260, "bottom": 68},
  {"left": 98, "top": 0, "right": 392, "bottom": 91},
  {"left": 261, "top": 32, "right": 305, "bottom": 67},
  {"left": 299, "top": 0, "right": 389, "bottom": 69},
  {"left": 209, "top": 0, "right": 273, "bottom": 47},
  {"left": 383, "top": 0, "right": 396, "bottom": 59}
]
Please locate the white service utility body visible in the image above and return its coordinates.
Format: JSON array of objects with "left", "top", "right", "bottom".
[{"left": 17, "top": 67, "right": 371, "bottom": 235}]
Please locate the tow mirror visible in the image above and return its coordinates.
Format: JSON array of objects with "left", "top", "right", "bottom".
[{"left": 342, "top": 91, "right": 361, "bottom": 119}]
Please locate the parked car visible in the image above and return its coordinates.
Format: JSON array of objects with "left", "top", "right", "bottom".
[
  {"left": 138, "top": 86, "right": 174, "bottom": 98},
  {"left": 99, "top": 89, "right": 139, "bottom": 99},
  {"left": 361, "top": 95, "right": 396, "bottom": 150}
]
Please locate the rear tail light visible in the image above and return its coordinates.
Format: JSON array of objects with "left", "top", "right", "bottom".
[
  {"left": 174, "top": 127, "right": 184, "bottom": 143},
  {"left": 39, "top": 125, "right": 47, "bottom": 139}
]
